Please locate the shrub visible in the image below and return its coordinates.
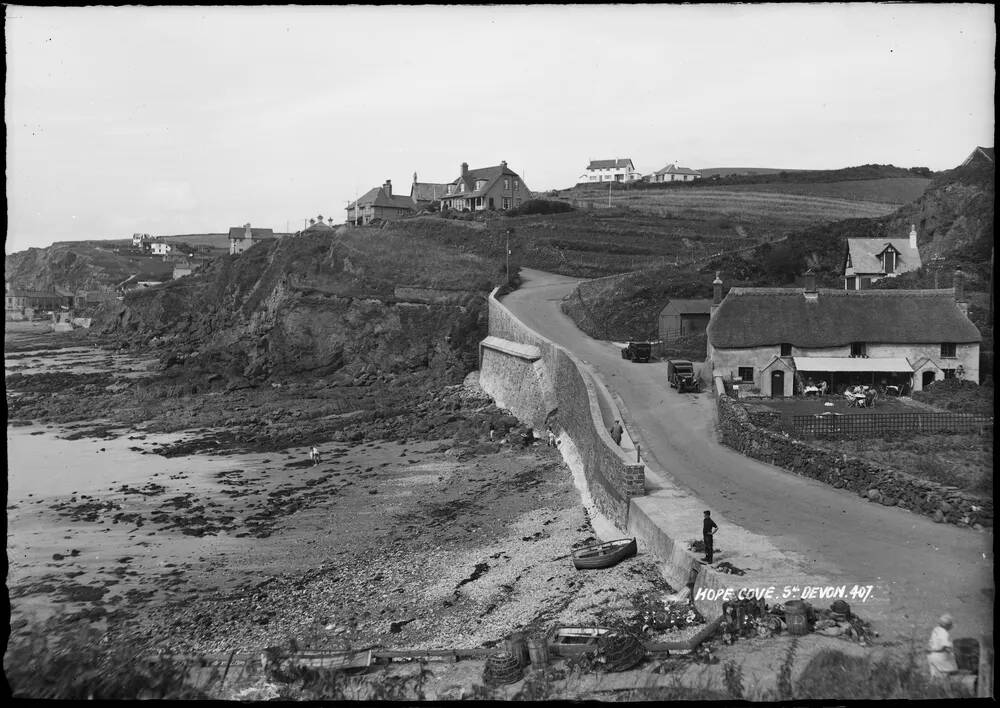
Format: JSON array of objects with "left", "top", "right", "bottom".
[{"left": 506, "top": 199, "right": 575, "bottom": 217}]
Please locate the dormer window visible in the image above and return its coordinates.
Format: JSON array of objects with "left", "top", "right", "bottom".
[
  {"left": 475, "top": 179, "right": 487, "bottom": 191},
  {"left": 780, "top": 343, "right": 792, "bottom": 356},
  {"left": 850, "top": 342, "right": 866, "bottom": 358},
  {"left": 459, "top": 183, "right": 465, "bottom": 193},
  {"left": 881, "top": 247, "right": 897, "bottom": 274},
  {"left": 447, "top": 185, "right": 454, "bottom": 195}
]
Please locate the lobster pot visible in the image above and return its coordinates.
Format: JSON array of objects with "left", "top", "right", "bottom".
[
  {"left": 527, "top": 637, "right": 549, "bottom": 667},
  {"left": 784, "top": 600, "right": 810, "bottom": 636},
  {"left": 954, "top": 638, "right": 980, "bottom": 673},
  {"left": 485, "top": 652, "right": 523, "bottom": 686}
]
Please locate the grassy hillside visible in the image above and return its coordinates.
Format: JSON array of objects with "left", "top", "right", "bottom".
[{"left": 711, "top": 177, "right": 930, "bottom": 204}]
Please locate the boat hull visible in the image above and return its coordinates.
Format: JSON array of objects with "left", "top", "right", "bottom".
[{"left": 572, "top": 537, "right": 637, "bottom": 570}]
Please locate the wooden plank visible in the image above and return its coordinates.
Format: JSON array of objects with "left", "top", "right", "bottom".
[{"left": 978, "top": 634, "right": 994, "bottom": 698}]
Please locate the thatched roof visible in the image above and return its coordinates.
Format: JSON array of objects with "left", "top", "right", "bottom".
[{"left": 707, "top": 287, "right": 980, "bottom": 348}]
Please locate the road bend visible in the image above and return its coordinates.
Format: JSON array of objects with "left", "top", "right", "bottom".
[{"left": 502, "top": 268, "right": 993, "bottom": 646}]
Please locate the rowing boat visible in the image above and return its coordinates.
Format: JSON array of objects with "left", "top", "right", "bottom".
[
  {"left": 546, "top": 626, "right": 614, "bottom": 656},
  {"left": 571, "top": 537, "right": 637, "bottom": 570}
]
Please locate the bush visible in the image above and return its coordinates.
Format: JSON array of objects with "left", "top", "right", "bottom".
[{"left": 506, "top": 199, "right": 575, "bottom": 217}]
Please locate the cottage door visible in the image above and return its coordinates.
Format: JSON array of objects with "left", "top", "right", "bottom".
[
  {"left": 489, "top": 197, "right": 495, "bottom": 210},
  {"left": 770, "top": 370, "right": 784, "bottom": 398},
  {"left": 922, "top": 371, "right": 936, "bottom": 389}
]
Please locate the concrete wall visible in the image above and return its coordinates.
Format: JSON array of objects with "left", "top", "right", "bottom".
[
  {"left": 480, "top": 290, "right": 645, "bottom": 529},
  {"left": 715, "top": 393, "right": 992, "bottom": 528}
]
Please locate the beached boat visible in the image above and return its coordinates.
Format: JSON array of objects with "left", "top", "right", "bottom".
[
  {"left": 571, "top": 537, "right": 637, "bottom": 570},
  {"left": 546, "top": 626, "right": 615, "bottom": 656}
]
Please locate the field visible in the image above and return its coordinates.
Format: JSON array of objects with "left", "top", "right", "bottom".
[{"left": 710, "top": 177, "right": 931, "bottom": 205}]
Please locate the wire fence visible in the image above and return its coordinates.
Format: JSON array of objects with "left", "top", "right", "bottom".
[{"left": 790, "top": 412, "right": 993, "bottom": 438}]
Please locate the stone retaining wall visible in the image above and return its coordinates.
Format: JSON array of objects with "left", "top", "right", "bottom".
[
  {"left": 480, "top": 290, "right": 645, "bottom": 529},
  {"left": 716, "top": 394, "right": 993, "bottom": 528}
]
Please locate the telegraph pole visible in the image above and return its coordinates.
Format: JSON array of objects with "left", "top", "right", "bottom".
[{"left": 505, "top": 228, "right": 512, "bottom": 284}]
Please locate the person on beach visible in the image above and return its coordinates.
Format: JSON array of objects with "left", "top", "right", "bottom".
[
  {"left": 609, "top": 420, "right": 623, "bottom": 446},
  {"left": 489, "top": 423, "right": 495, "bottom": 442},
  {"left": 703, "top": 510, "right": 718, "bottom": 563},
  {"left": 546, "top": 426, "right": 557, "bottom": 447},
  {"left": 927, "top": 614, "right": 959, "bottom": 678},
  {"left": 309, "top": 446, "right": 321, "bottom": 466}
]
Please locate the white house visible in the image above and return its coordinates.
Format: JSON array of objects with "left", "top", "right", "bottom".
[
  {"left": 647, "top": 163, "right": 702, "bottom": 183},
  {"left": 579, "top": 158, "right": 642, "bottom": 183},
  {"left": 844, "top": 225, "right": 922, "bottom": 290},
  {"left": 706, "top": 271, "right": 980, "bottom": 397},
  {"left": 150, "top": 241, "right": 172, "bottom": 256}
]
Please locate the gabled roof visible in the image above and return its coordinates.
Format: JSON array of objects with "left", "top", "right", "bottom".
[
  {"left": 961, "top": 146, "right": 994, "bottom": 166},
  {"left": 411, "top": 182, "right": 449, "bottom": 202},
  {"left": 443, "top": 163, "right": 523, "bottom": 199},
  {"left": 346, "top": 186, "right": 415, "bottom": 211},
  {"left": 845, "top": 238, "right": 921, "bottom": 275},
  {"left": 303, "top": 221, "right": 334, "bottom": 232},
  {"left": 654, "top": 163, "right": 702, "bottom": 176},
  {"left": 586, "top": 158, "right": 634, "bottom": 171},
  {"left": 707, "top": 288, "right": 981, "bottom": 348},
  {"left": 660, "top": 298, "right": 713, "bottom": 317},
  {"left": 228, "top": 227, "right": 275, "bottom": 240}
]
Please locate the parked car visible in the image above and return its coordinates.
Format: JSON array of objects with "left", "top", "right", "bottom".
[
  {"left": 621, "top": 341, "right": 652, "bottom": 362},
  {"left": 667, "top": 359, "right": 700, "bottom": 391}
]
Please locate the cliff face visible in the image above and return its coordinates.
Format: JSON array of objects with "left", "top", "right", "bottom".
[
  {"left": 4, "top": 241, "right": 164, "bottom": 293},
  {"left": 97, "top": 229, "right": 496, "bottom": 386}
]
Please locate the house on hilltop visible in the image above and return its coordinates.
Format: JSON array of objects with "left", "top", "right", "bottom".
[
  {"left": 579, "top": 158, "right": 642, "bottom": 183},
  {"left": 229, "top": 224, "right": 275, "bottom": 255},
  {"left": 345, "top": 180, "right": 416, "bottom": 225},
  {"left": 960, "top": 146, "right": 994, "bottom": 167},
  {"left": 438, "top": 161, "right": 529, "bottom": 212},
  {"left": 647, "top": 163, "right": 702, "bottom": 183},
  {"left": 150, "top": 240, "right": 172, "bottom": 256},
  {"left": 658, "top": 299, "right": 712, "bottom": 343},
  {"left": 843, "top": 224, "right": 922, "bottom": 290},
  {"left": 706, "top": 271, "right": 980, "bottom": 396},
  {"left": 131, "top": 233, "right": 150, "bottom": 247},
  {"left": 410, "top": 173, "right": 450, "bottom": 208}
]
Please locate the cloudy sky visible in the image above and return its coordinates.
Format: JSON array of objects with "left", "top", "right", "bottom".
[{"left": 5, "top": 4, "right": 994, "bottom": 253}]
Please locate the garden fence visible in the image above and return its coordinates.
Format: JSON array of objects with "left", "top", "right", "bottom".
[{"left": 790, "top": 412, "right": 993, "bottom": 438}]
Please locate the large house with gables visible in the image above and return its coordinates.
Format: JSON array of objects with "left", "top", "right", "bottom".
[
  {"left": 706, "top": 271, "right": 980, "bottom": 397},
  {"left": 439, "top": 161, "right": 529, "bottom": 212},
  {"left": 843, "top": 225, "right": 922, "bottom": 290},
  {"left": 345, "top": 180, "right": 416, "bottom": 225},
  {"left": 579, "top": 158, "right": 642, "bottom": 183}
]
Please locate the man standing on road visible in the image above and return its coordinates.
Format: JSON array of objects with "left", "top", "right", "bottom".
[
  {"left": 703, "top": 510, "right": 718, "bottom": 563},
  {"left": 310, "top": 446, "right": 321, "bottom": 466},
  {"left": 609, "top": 420, "right": 623, "bottom": 446}
]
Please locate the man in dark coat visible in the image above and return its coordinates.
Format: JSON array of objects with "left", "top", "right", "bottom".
[
  {"left": 609, "top": 420, "right": 623, "bottom": 445},
  {"left": 703, "top": 510, "right": 718, "bottom": 563}
]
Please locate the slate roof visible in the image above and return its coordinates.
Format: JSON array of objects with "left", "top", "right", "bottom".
[
  {"left": 961, "top": 146, "right": 995, "bottom": 166},
  {"left": 845, "top": 238, "right": 921, "bottom": 275},
  {"left": 707, "top": 288, "right": 981, "bottom": 348},
  {"left": 228, "top": 227, "right": 275, "bottom": 240},
  {"left": 586, "top": 158, "right": 635, "bottom": 171},
  {"left": 411, "top": 182, "right": 450, "bottom": 203},
  {"left": 442, "top": 164, "right": 522, "bottom": 200},
  {"left": 346, "top": 187, "right": 415, "bottom": 211},
  {"left": 654, "top": 163, "right": 701, "bottom": 176},
  {"left": 660, "top": 298, "right": 713, "bottom": 317}
]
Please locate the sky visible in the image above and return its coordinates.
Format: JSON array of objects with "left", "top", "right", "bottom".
[{"left": 5, "top": 4, "right": 995, "bottom": 253}]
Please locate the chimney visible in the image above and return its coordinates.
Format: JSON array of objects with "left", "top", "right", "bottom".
[
  {"left": 803, "top": 270, "right": 818, "bottom": 300},
  {"left": 461, "top": 162, "right": 469, "bottom": 177},
  {"left": 712, "top": 271, "right": 723, "bottom": 306},
  {"left": 954, "top": 268, "right": 968, "bottom": 316},
  {"left": 413, "top": 172, "right": 418, "bottom": 184},
  {"left": 500, "top": 160, "right": 507, "bottom": 169},
  {"left": 909, "top": 224, "right": 918, "bottom": 249},
  {"left": 384, "top": 180, "right": 392, "bottom": 196}
]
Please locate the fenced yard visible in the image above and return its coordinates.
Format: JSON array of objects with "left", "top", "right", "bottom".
[{"left": 790, "top": 412, "right": 993, "bottom": 438}]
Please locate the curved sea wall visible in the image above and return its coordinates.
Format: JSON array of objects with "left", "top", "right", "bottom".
[
  {"left": 479, "top": 289, "right": 645, "bottom": 528},
  {"left": 715, "top": 391, "right": 992, "bottom": 528}
]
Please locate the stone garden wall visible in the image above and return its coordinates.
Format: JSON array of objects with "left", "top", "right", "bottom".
[{"left": 716, "top": 394, "right": 992, "bottom": 528}]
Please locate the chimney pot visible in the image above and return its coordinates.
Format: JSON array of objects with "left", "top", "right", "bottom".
[
  {"left": 954, "top": 267, "right": 965, "bottom": 302},
  {"left": 501, "top": 160, "right": 507, "bottom": 169},
  {"left": 712, "top": 271, "right": 723, "bottom": 305},
  {"left": 461, "top": 162, "right": 469, "bottom": 176},
  {"left": 909, "top": 224, "right": 918, "bottom": 249}
]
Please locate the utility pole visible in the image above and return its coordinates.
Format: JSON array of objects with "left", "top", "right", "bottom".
[
  {"left": 505, "top": 228, "right": 512, "bottom": 284},
  {"left": 608, "top": 178, "right": 612, "bottom": 208}
]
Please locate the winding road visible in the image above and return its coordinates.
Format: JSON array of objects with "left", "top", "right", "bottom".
[{"left": 502, "top": 268, "right": 993, "bottom": 647}]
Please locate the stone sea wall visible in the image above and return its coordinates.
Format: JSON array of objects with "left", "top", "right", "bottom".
[
  {"left": 716, "top": 393, "right": 993, "bottom": 528},
  {"left": 480, "top": 290, "right": 645, "bottom": 529}
]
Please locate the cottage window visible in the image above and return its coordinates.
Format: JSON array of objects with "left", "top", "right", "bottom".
[
  {"left": 940, "top": 342, "right": 957, "bottom": 358},
  {"left": 738, "top": 367, "right": 754, "bottom": 383},
  {"left": 503, "top": 179, "right": 510, "bottom": 190},
  {"left": 850, "top": 342, "right": 866, "bottom": 358},
  {"left": 780, "top": 343, "right": 792, "bottom": 356},
  {"left": 502, "top": 197, "right": 512, "bottom": 209},
  {"left": 514, "top": 179, "right": 519, "bottom": 190},
  {"left": 942, "top": 368, "right": 956, "bottom": 380},
  {"left": 460, "top": 183, "right": 465, "bottom": 193}
]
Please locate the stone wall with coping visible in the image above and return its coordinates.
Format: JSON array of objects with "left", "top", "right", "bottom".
[
  {"left": 480, "top": 289, "right": 645, "bottom": 529},
  {"left": 716, "top": 393, "right": 992, "bottom": 528}
]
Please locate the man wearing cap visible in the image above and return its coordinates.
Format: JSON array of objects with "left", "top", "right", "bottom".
[{"left": 702, "top": 510, "right": 718, "bottom": 564}]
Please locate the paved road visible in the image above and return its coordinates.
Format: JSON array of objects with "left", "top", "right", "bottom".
[{"left": 502, "top": 268, "right": 993, "bottom": 646}]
